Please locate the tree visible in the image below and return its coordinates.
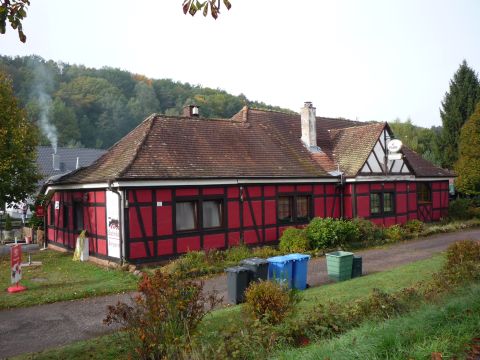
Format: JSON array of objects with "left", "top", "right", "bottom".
[
  {"left": 437, "top": 60, "right": 480, "bottom": 169},
  {"left": 454, "top": 102, "right": 480, "bottom": 195},
  {"left": 0, "top": 0, "right": 29, "bottom": 42},
  {"left": 390, "top": 118, "right": 441, "bottom": 165},
  {"left": 51, "top": 98, "right": 81, "bottom": 146},
  {"left": 127, "top": 81, "right": 160, "bottom": 121},
  {"left": 0, "top": 71, "right": 40, "bottom": 207},
  {"left": 183, "top": 0, "right": 231, "bottom": 19}
]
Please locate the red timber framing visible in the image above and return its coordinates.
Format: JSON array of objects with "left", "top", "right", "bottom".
[
  {"left": 124, "top": 183, "right": 341, "bottom": 263},
  {"left": 46, "top": 180, "right": 448, "bottom": 263},
  {"left": 47, "top": 190, "right": 111, "bottom": 260},
  {"left": 345, "top": 180, "right": 449, "bottom": 226}
]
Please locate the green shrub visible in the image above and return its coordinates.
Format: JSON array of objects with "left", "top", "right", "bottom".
[
  {"left": 445, "top": 240, "right": 480, "bottom": 268},
  {"left": 104, "top": 271, "right": 221, "bottom": 360},
  {"left": 162, "top": 251, "right": 214, "bottom": 278},
  {"left": 279, "top": 227, "right": 310, "bottom": 253},
  {"left": 425, "top": 241, "right": 480, "bottom": 299},
  {"left": 403, "top": 219, "right": 424, "bottom": 236},
  {"left": 244, "top": 280, "right": 300, "bottom": 324},
  {"left": 351, "top": 218, "right": 377, "bottom": 245},
  {"left": 348, "top": 288, "right": 406, "bottom": 321},
  {"left": 306, "top": 217, "right": 360, "bottom": 250},
  {"left": 27, "top": 212, "right": 44, "bottom": 229},
  {"left": 251, "top": 245, "right": 281, "bottom": 259},
  {"left": 204, "top": 248, "right": 226, "bottom": 265},
  {"left": 384, "top": 224, "right": 406, "bottom": 243},
  {"left": 209, "top": 319, "right": 276, "bottom": 359},
  {"left": 306, "top": 217, "right": 337, "bottom": 249},
  {"left": 225, "top": 244, "right": 251, "bottom": 263},
  {"left": 468, "top": 206, "right": 480, "bottom": 218},
  {"left": 449, "top": 198, "right": 475, "bottom": 220}
]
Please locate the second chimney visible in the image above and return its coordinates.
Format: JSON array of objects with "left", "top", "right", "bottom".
[
  {"left": 52, "top": 154, "right": 60, "bottom": 171},
  {"left": 301, "top": 101, "right": 319, "bottom": 151},
  {"left": 183, "top": 104, "right": 199, "bottom": 117}
]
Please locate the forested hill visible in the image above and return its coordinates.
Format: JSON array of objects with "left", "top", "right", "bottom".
[{"left": 0, "top": 55, "right": 292, "bottom": 149}]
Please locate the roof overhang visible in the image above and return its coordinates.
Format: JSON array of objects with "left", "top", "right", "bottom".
[
  {"left": 44, "top": 177, "right": 340, "bottom": 193},
  {"left": 347, "top": 175, "right": 453, "bottom": 183},
  {"left": 413, "top": 177, "right": 455, "bottom": 181}
]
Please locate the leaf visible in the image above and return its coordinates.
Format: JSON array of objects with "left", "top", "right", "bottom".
[
  {"left": 19, "top": 30, "right": 26, "bottom": 43},
  {"left": 189, "top": 4, "right": 197, "bottom": 16},
  {"left": 210, "top": 3, "right": 218, "bottom": 19},
  {"left": 182, "top": 0, "right": 192, "bottom": 15},
  {"left": 223, "top": 0, "right": 232, "bottom": 10},
  {"left": 203, "top": 2, "right": 209, "bottom": 17}
]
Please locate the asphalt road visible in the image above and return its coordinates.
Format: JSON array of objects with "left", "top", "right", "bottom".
[{"left": 1, "top": 228, "right": 480, "bottom": 358}]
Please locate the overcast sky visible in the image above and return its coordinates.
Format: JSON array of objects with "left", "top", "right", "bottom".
[{"left": 1, "top": 0, "right": 479, "bottom": 127}]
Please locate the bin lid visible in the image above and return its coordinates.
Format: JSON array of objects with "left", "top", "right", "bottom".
[
  {"left": 225, "top": 265, "right": 250, "bottom": 273},
  {"left": 325, "top": 251, "right": 354, "bottom": 257},
  {"left": 284, "top": 253, "right": 311, "bottom": 261},
  {"left": 240, "top": 257, "right": 269, "bottom": 266},
  {"left": 267, "top": 255, "right": 289, "bottom": 263}
]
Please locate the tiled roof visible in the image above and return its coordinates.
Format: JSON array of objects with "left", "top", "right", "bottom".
[
  {"left": 53, "top": 107, "right": 453, "bottom": 185},
  {"left": 36, "top": 146, "right": 106, "bottom": 184},
  {"left": 401, "top": 147, "right": 454, "bottom": 177}
]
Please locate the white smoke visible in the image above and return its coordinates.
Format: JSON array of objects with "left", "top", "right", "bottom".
[{"left": 30, "top": 59, "right": 58, "bottom": 154}]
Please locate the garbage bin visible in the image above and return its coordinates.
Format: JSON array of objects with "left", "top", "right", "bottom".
[
  {"left": 351, "top": 255, "right": 362, "bottom": 278},
  {"left": 240, "top": 257, "right": 269, "bottom": 282},
  {"left": 284, "top": 253, "right": 311, "bottom": 290},
  {"left": 326, "top": 251, "right": 354, "bottom": 282},
  {"left": 267, "top": 255, "right": 293, "bottom": 287},
  {"left": 225, "top": 266, "right": 251, "bottom": 304}
]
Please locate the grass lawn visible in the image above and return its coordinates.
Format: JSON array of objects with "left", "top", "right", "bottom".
[
  {"left": 200, "top": 254, "right": 444, "bottom": 333},
  {"left": 275, "top": 283, "right": 480, "bottom": 359},
  {"left": 14, "top": 254, "right": 447, "bottom": 360},
  {"left": 0, "top": 249, "right": 138, "bottom": 309}
]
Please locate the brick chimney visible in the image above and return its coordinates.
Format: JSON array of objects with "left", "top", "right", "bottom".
[
  {"left": 183, "top": 104, "right": 199, "bottom": 117},
  {"left": 300, "top": 101, "right": 320, "bottom": 151}
]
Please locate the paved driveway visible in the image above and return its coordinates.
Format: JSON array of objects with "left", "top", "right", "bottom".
[{"left": 1, "top": 228, "right": 480, "bottom": 358}]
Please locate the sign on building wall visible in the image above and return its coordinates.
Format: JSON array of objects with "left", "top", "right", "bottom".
[{"left": 106, "top": 190, "right": 121, "bottom": 259}]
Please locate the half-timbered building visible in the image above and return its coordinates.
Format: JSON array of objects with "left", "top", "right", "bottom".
[{"left": 43, "top": 102, "right": 453, "bottom": 263}]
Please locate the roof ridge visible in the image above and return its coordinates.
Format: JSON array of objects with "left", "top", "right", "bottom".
[
  {"left": 37, "top": 145, "right": 105, "bottom": 151},
  {"left": 157, "top": 114, "right": 232, "bottom": 122},
  {"left": 328, "top": 121, "right": 382, "bottom": 132},
  {"left": 248, "top": 107, "right": 297, "bottom": 115},
  {"left": 118, "top": 114, "right": 157, "bottom": 178}
]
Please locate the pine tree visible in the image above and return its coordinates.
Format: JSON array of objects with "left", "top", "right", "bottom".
[
  {"left": 455, "top": 102, "right": 480, "bottom": 195},
  {"left": 437, "top": 60, "right": 480, "bottom": 168}
]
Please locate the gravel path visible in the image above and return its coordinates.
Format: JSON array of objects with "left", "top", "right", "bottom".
[{"left": 1, "top": 228, "right": 479, "bottom": 359}]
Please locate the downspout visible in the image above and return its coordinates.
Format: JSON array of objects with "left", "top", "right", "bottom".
[
  {"left": 339, "top": 173, "right": 344, "bottom": 219},
  {"left": 107, "top": 180, "right": 126, "bottom": 265},
  {"left": 333, "top": 164, "right": 345, "bottom": 219}
]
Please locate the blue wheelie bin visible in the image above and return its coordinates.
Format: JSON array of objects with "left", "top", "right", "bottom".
[
  {"left": 267, "top": 255, "right": 293, "bottom": 287},
  {"left": 284, "top": 253, "right": 311, "bottom": 290}
]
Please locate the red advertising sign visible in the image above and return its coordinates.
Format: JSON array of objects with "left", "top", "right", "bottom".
[
  {"left": 7, "top": 245, "right": 26, "bottom": 293},
  {"left": 35, "top": 205, "right": 45, "bottom": 217},
  {"left": 11, "top": 245, "right": 22, "bottom": 284}
]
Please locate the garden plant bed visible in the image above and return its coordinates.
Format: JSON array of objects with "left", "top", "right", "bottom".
[{"left": 151, "top": 218, "right": 480, "bottom": 281}]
